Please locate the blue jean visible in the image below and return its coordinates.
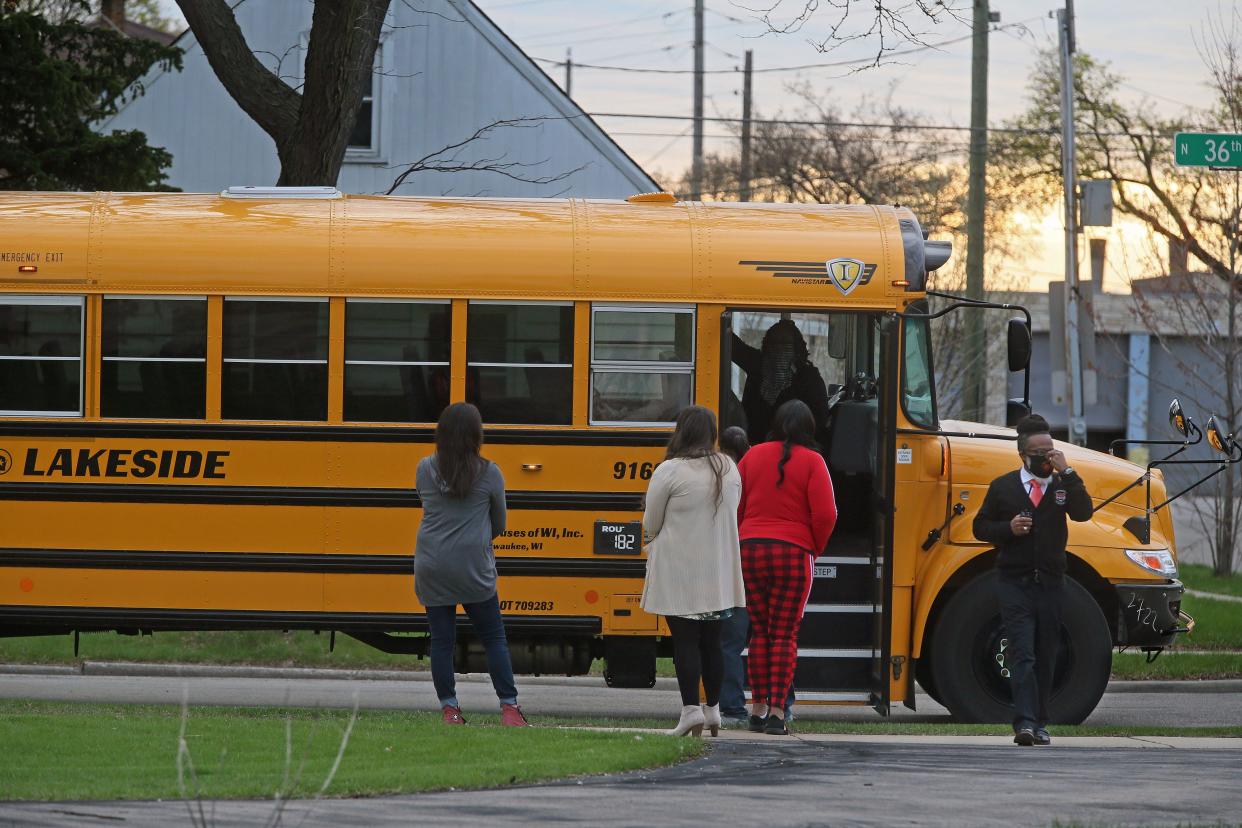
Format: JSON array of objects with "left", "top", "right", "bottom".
[
  {"left": 426, "top": 594, "right": 518, "bottom": 708},
  {"left": 719, "top": 606, "right": 795, "bottom": 717}
]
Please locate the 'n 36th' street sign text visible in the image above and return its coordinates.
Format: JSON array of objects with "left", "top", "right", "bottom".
[{"left": 1175, "top": 132, "right": 1242, "bottom": 168}]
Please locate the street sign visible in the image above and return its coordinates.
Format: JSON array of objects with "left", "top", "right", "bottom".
[{"left": 1174, "top": 132, "right": 1242, "bottom": 168}]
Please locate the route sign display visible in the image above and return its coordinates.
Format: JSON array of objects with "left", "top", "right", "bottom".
[{"left": 1174, "top": 132, "right": 1242, "bottom": 168}]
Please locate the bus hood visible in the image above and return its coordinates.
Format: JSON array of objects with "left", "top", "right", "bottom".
[{"left": 940, "top": 419, "right": 1174, "bottom": 549}]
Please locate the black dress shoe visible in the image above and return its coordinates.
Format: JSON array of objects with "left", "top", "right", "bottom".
[
  {"left": 1034, "top": 728, "right": 1052, "bottom": 746},
  {"left": 764, "top": 714, "right": 789, "bottom": 735},
  {"left": 1014, "top": 728, "right": 1036, "bottom": 746},
  {"left": 748, "top": 714, "right": 765, "bottom": 733}
]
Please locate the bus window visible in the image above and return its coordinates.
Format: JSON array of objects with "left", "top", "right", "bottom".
[
  {"left": 101, "top": 296, "right": 207, "bottom": 419},
  {"left": 901, "top": 316, "right": 936, "bottom": 428},
  {"left": 222, "top": 298, "right": 329, "bottom": 421},
  {"left": 344, "top": 299, "right": 450, "bottom": 423},
  {"left": 0, "top": 294, "right": 83, "bottom": 417},
  {"left": 466, "top": 301, "right": 573, "bottom": 425},
  {"left": 590, "top": 305, "right": 694, "bottom": 425}
]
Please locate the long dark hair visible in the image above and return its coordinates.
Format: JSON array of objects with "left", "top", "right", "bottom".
[
  {"left": 665, "top": 405, "right": 727, "bottom": 509},
  {"left": 435, "top": 402, "right": 486, "bottom": 498},
  {"left": 768, "top": 399, "right": 817, "bottom": 487}
]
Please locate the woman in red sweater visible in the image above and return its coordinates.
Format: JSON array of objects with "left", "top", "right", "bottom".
[{"left": 736, "top": 399, "right": 837, "bottom": 735}]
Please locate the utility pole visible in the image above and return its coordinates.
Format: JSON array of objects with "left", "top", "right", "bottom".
[
  {"left": 691, "top": 0, "right": 704, "bottom": 200},
  {"left": 739, "top": 49, "right": 753, "bottom": 202},
  {"left": 963, "top": 0, "right": 992, "bottom": 423},
  {"left": 1057, "top": 1, "right": 1087, "bottom": 446},
  {"left": 565, "top": 48, "right": 572, "bottom": 97}
]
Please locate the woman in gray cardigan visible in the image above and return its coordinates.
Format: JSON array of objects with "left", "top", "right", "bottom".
[{"left": 415, "top": 402, "right": 528, "bottom": 727}]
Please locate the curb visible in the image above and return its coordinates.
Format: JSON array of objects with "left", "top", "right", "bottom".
[{"left": 1, "top": 661, "right": 1239, "bottom": 693}]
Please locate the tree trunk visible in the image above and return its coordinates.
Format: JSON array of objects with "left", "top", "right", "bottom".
[
  {"left": 177, "top": 0, "right": 391, "bottom": 187},
  {"left": 276, "top": 0, "right": 390, "bottom": 186}
]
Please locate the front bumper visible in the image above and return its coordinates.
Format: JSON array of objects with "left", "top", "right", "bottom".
[{"left": 1114, "top": 580, "right": 1187, "bottom": 648}]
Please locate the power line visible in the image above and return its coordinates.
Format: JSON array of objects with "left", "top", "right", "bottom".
[
  {"left": 584, "top": 111, "right": 1175, "bottom": 139},
  {"left": 520, "top": 9, "right": 687, "bottom": 41},
  {"left": 530, "top": 22, "right": 1032, "bottom": 75}
]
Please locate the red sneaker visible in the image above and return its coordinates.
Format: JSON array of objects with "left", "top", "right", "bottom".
[
  {"left": 442, "top": 705, "right": 466, "bottom": 725},
  {"left": 500, "top": 703, "right": 529, "bottom": 727}
]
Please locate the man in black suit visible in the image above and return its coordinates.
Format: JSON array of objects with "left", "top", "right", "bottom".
[{"left": 972, "top": 414, "right": 1093, "bottom": 746}]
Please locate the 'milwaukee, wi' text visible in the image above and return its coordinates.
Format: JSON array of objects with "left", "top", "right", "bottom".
[{"left": 22, "top": 448, "right": 229, "bottom": 479}]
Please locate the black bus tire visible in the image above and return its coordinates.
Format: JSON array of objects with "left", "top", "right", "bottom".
[
  {"left": 929, "top": 569, "right": 1112, "bottom": 725},
  {"left": 914, "top": 654, "right": 945, "bottom": 708}
]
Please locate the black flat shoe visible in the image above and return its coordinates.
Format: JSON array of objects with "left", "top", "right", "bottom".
[
  {"left": 748, "top": 714, "right": 765, "bottom": 733},
  {"left": 763, "top": 714, "right": 789, "bottom": 735},
  {"left": 1034, "top": 727, "right": 1051, "bottom": 746},
  {"left": 1014, "top": 728, "right": 1036, "bottom": 746}
]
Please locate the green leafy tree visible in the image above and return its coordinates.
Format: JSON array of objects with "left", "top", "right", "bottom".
[{"left": 0, "top": 3, "right": 182, "bottom": 190}]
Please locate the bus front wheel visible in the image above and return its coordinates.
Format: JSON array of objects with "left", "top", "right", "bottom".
[{"left": 929, "top": 570, "right": 1112, "bottom": 725}]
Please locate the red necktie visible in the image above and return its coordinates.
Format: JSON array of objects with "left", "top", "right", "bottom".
[{"left": 1029, "top": 480, "right": 1043, "bottom": 507}]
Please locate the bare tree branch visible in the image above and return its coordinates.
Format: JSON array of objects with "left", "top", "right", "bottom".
[{"left": 385, "top": 116, "right": 589, "bottom": 195}]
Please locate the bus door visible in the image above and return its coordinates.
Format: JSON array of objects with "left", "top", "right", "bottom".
[{"left": 720, "top": 309, "right": 895, "bottom": 712}]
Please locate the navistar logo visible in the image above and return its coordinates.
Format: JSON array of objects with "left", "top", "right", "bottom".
[
  {"left": 15, "top": 448, "right": 229, "bottom": 479},
  {"left": 739, "top": 258, "right": 878, "bottom": 295}
]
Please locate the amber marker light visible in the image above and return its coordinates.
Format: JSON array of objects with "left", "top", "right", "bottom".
[
  {"left": 17, "top": 265, "right": 37, "bottom": 273},
  {"left": 891, "top": 280, "right": 910, "bottom": 288}
]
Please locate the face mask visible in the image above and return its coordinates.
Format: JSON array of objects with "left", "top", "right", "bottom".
[{"left": 1025, "top": 454, "right": 1053, "bottom": 478}]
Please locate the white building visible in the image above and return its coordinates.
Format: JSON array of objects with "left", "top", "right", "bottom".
[{"left": 101, "top": 0, "right": 656, "bottom": 198}]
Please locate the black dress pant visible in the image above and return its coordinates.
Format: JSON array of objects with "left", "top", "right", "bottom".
[
  {"left": 996, "top": 573, "right": 1064, "bottom": 731},
  {"left": 665, "top": 615, "right": 724, "bottom": 707}
]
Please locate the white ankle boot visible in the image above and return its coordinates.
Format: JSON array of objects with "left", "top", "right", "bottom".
[
  {"left": 701, "top": 704, "right": 721, "bottom": 737},
  {"left": 665, "top": 704, "right": 706, "bottom": 737}
]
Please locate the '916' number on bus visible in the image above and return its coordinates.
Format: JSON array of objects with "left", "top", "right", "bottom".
[{"left": 613, "top": 461, "right": 654, "bottom": 480}]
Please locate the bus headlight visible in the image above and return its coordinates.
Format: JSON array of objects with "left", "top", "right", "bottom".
[{"left": 1125, "top": 548, "right": 1177, "bottom": 577}]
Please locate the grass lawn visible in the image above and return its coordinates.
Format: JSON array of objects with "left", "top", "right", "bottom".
[
  {"left": 1175, "top": 592, "right": 1242, "bottom": 651},
  {"left": 1111, "top": 650, "right": 1242, "bottom": 680},
  {"left": 0, "top": 700, "right": 704, "bottom": 801},
  {"left": 1180, "top": 563, "right": 1242, "bottom": 598}
]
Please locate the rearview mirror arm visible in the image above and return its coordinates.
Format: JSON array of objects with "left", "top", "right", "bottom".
[
  {"left": 1092, "top": 425, "right": 1202, "bottom": 514},
  {"left": 910, "top": 292, "right": 1034, "bottom": 410}
]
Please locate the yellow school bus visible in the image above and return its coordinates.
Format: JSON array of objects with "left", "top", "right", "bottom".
[{"left": 0, "top": 187, "right": 1203, "bottom": 721}]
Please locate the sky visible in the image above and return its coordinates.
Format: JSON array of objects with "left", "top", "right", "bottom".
[
  {"left": 154, "top": 0, "right": 1227, "bottom": 289},
  {"left": 472, "top": 0, "right": 1223, "bottom": 290}
]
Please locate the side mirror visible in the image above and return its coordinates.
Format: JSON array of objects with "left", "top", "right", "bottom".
[
  {"left": 1006, "top": 398, "right": 1032, "bottom": 427},
  {"left": 1207, "top": 416, "right": 1230, "bottom": 454},
  {"left": 1007, "top": 317, "right": 1031, "bottom": 372},
  {"left": 1169, "top": 398, "right": 1189, "bottom": 438}
]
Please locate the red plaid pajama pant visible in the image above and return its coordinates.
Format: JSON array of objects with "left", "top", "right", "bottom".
[{"left": 741, "top": 539, "right": 814, "bottom": 710}]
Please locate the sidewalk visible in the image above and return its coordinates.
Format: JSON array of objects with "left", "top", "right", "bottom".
[{"left": 3, "top": 659, "right": 1241, "bottom": 694}]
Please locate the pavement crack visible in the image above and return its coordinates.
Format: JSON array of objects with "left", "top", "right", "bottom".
[
  {"left": 1125, "top": 735, "right": 1178, "bottom": 748},
  {"left": 47, "top": 809, "right": 127, "bottom": 822}
]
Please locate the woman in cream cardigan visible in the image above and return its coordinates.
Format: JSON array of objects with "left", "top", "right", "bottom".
[{"left": 641, "top": 405, "right": 745, "bottom": 737}]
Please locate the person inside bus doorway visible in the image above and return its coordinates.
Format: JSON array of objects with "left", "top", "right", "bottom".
[
  {"left": 641, "top": 406, "right": 745, "bottom": 737},
  {"left": 731, "top": 320, "right": 832, "bottom": 447},
  {"left": 972, "top": 414, "right": 1092, "bottom": 746},
  {"left": 414, "top": 402, "right": 529, "bottom": 727}
]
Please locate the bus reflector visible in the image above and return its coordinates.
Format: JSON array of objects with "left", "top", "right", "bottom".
[
  {"left": 18, "top": 265, "right": 37, "bottom": 273},
  {"left": 891, "top": 280, "right": 910, "bottom": 288}
]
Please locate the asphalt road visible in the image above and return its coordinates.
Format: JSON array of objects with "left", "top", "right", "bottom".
[
  {"left": 2, "top": 666, "right": 1242, "bottom": 728},
  {"left": 4, "top": 668, "right": 1242, "bottom": 827},
  {"left": 2, "top": 735, "right": 1241, "bottom": 827}
]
